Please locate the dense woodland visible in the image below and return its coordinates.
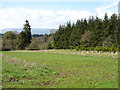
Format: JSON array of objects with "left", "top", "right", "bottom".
[
  {"left": 48, "top": 13, "right": 119, "bottom": 52},
  {"left": 1, "top": 13, "right": 120, "bottom": 52}
]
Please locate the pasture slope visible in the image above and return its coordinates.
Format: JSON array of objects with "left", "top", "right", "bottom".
[{"left": 2, "top": 50, "right": 118, "bottom": 88}]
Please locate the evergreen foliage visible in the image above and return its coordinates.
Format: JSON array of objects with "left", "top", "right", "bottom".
[
  {"left": 53, "top": 13, "right": 119, "bottom": 52},
  {"left": 16, "top": 20, "right": 32, "bottom": 50}
]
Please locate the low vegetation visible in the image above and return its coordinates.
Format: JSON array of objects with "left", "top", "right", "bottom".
[{"left": 2, "top": 50, "right": 118, "bottom": 88}]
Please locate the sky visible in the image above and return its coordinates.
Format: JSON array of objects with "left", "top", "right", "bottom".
[{"left": 0, "top": 0, "right": 119, "bottom": 34}]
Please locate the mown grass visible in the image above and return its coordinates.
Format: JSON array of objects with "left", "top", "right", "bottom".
[{"left": 2, "top": 50, "right": 118, "bottom": 88}]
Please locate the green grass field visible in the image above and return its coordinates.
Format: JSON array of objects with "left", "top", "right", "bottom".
[{"left": 1, "top": 50, "right": 118, "bottom": 88}]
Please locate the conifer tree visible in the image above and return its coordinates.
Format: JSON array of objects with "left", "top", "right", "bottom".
[
  {"left": 16, "top": 20, "right": 32, "bottom": 50},
  {"left": 23, "top": 20, "right": 32, "bottom": 47}
]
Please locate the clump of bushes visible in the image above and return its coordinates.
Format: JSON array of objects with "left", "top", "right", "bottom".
[
  {"left": 75, "top": 46, "right": 118, "bottom": 52},
  {"left": 25, "top": 48, "right": 40, "bottom": 50}
]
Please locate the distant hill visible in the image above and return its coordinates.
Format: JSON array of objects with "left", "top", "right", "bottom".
[{"left": 0, "top": 28, "right": 57, "bottom": 34}]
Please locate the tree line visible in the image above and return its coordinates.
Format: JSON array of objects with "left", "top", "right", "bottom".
[
  {"left": 48, "top": 13, "right": 119, "bottom": 52},
  {"left": 2, "top": 13, "right": 120, "bottom": 52},
  {"left": 2, "top": 20, "right": 52, "bottom": 51}
]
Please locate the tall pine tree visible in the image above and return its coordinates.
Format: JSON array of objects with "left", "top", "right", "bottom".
[
  {"left": 23, "top": 20, "right": 32, "bottom": 47},
  {"left": 16, "top": 20, "right": 32, "bottom": 50}
]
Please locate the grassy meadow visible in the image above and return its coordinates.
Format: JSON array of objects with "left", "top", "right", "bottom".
[{"left": 1, "top": 50, "right": 118, "bottom": 88}]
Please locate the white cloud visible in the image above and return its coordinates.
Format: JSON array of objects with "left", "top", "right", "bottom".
[
  {"left": 0, "top": 1, "right": 118, "bottom": 30},
  {"left": 0, "top": 7, "right": 92, "bottom": 29}
]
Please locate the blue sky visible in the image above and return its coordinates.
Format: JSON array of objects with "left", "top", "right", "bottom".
[
  {"left": 0, "top": 0, "right": 119, "bottom": 34},
  {"left": 1, "top": 2, "right": 117, "bottom": 13},
  {"left": 2, "top": 2, "right": 105, "bottom": 10}
]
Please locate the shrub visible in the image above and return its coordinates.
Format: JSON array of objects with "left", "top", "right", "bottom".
[
  {"left": 76, "top": 46, "right": 79, "bottom": 51},
  {"left": 79, "top": 46, "right": 83, "bottom": 51}
]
